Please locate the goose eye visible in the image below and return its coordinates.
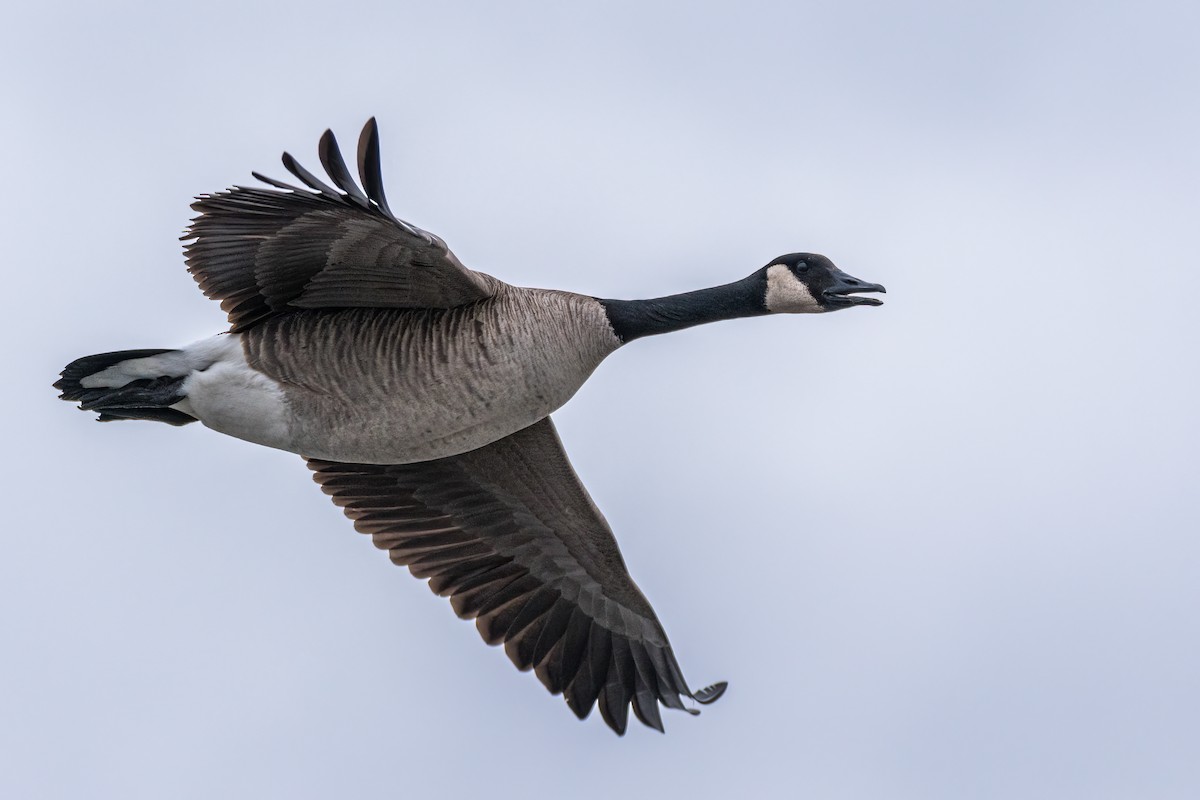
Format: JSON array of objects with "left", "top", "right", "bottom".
[{"left": 794, "top": 261, "right": 808, "bottom": 271}]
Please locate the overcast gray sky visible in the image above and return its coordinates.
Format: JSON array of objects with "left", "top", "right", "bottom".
[{"left": 3, "top": 2, "right": 1198, "bottom": 798}]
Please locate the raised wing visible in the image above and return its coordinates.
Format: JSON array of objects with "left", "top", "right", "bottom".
[
  {"left": 183, "top": 119, "right": 495, "bottom": 332},
  {"left": 307, "top": 417, "right": 727, "bottom": 735}
]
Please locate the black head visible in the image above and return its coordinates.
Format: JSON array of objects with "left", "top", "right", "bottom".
[{"left": 763, "top": 253, "right": 886, "bottom": 313}]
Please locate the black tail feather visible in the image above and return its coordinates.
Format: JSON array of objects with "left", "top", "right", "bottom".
[
  {"left": 95, "top": 407, "right": 196, "bottom": 426},
  {"left": 55, "top": 349, "right": 197, "bottom": 426},
  {"left": 55, "top": 349, "right": 176, "bottom": 401}
]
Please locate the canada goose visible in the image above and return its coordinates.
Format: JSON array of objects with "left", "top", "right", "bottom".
[{"left": 56, "top": 119, "right": 885, "bottom": 735}]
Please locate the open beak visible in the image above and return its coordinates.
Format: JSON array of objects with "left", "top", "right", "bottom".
[{"left": 823, "top": 269, "right": 886, "bottom": 308}]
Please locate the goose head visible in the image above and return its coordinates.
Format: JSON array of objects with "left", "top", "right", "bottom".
[{"left": 763, "top": 253, "right": 886, "bottom": 313}]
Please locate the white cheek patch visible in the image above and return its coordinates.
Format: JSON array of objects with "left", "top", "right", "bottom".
[{"left": 764, "top": 264, "right": 822, "bottom": 313}]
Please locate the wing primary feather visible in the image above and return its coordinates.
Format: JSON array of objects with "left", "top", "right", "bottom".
[
  {"left": 356, "top": 117, "right": 395, "bottom": 219},
  {"left": 564, "top": 679, "right": 596, "bottom": 720},
  {"left": 502, "top": 589, "right": 559, "bottom": 669},
  {"left": 598, "top": 637, "right": 634, "bottom": 734},
  {"left": 586, "top": 624, "right": 612, "bottom": 689},
  {"left": 534, "top": 639, "right": 567, "bottom": 694},
  {"left": 630, "top": 643, "right": 666, "bottom": 732},
  {"left": 318, "top": 129, "right": 371, "bottom": 208},
  {"left": 555, "top": 608, "right": 592, "bottom": 689},
  {"left": 660, "top": 651, "right": 700, "bottom": 714},
  {"left": 537, "top": 606, "right": 590, "bottom": 695},
  {"left": 631, "top": 684, "right": 665, "bottom": 733},
  {"left": 506, "top": 617, "right": 547, "bottom": 672},
  {"left": 281, "top": 152, "right": 341, "bottom": 200},
  {"left": 693, "top": 682, "right": 729, "bottom": 705},
  {"left": 598, "top": 684, "right": 629, "bottom": 735},
  {"left": 530, "top": 600, "right": 574, "bottom": 669},
  {"left": 629, "top": 642, "right": 657, "bottom": 691},
  {"left": 645, "top": 646, "right": 690, "bottom": 711},
  {"left": 251, "top": 172, "right": 306, "bottom": 192},
  {"left": 563, "top": 624, "right": 604, "bottom": 720}
]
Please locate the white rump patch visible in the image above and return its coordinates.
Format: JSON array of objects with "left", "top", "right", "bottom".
[
  {"left": 81, "top": 334, "right": 293, "bottom": 452},
  {"left": 764, "top": 264, "right": 822, "bottom": 314},
  {"left": 175, "top": 335, "right": 294, "bottom": 452},
  {"left": 80, "top": 336, "right": 245, "bottom": 388}
]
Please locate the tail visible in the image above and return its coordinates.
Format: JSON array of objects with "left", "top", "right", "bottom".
[{"left": 55, "top": 349, "right": 197, "bottom": 426}]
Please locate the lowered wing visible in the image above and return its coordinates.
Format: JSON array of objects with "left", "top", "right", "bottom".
[{"left": 307, "top": 417, "right": 726, "bottom": 734}]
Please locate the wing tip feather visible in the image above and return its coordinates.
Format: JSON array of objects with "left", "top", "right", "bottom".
[{"left": 693, "top": 681, "right": 729, "bottom": 705}]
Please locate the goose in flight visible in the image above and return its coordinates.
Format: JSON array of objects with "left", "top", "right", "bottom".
[{"left": 56, "top": 119, "right": 885, "bottom": 735}]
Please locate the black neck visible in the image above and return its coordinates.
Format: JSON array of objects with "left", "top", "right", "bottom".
[{"left": 598, "top": 271, "right": 768, "bottom": 343}]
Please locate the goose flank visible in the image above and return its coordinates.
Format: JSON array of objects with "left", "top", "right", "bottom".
[{"left": 56, "top": 119, "right": 885, "bottom": 735}]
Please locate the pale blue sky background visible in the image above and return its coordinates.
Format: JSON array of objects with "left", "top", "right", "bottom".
[{"left": 3, "top": 2, "right": 1198, "bottom": 798}]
